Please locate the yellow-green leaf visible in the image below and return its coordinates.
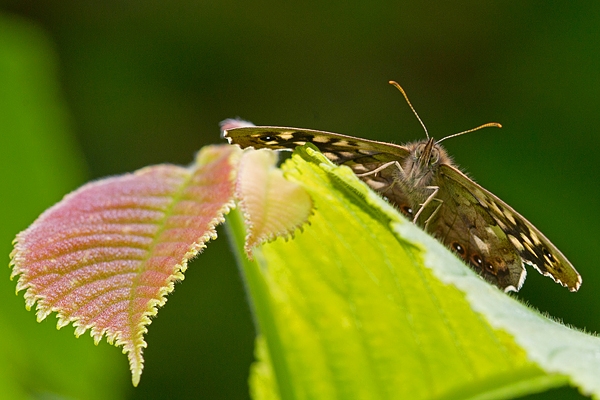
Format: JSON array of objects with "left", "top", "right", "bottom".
[{"left": 228, "top": 144, "right": 596, "bottom": 400}]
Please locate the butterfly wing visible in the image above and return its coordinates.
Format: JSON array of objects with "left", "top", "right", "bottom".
[
  {"left": 223, "top": 126, "right": 410, "bottom": 165},
  {"left": 426, "top": 169, "right": 526, "bottom": 291},
  {"left": 224, "top": 126, "right": 417, "bottom": 217},
  {"left": 438, "top": 164, "right": 581, "bottom": 291}
]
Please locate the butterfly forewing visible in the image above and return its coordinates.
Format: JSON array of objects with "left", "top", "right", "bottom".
[
  {"left": 432, "top": 167, "right": 527, "bottom": 291},
  {"left": 224, "top": 127, "right": 410, "bottom": 165},
  {"left": 439, "top": 164, "right": 581, "bottom": 291}
]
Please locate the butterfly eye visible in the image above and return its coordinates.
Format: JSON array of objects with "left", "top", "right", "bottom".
[
  {"left": 429, "top": 149, "right": 440, "bottom": 165},
  {"left": 414, "top": 145, "right": 424, "bottom": 159},
  {"left": 401, "top": 205, "right": 414, "bottom": 217}
]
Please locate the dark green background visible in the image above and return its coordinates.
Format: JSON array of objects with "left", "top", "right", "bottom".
[{"left": 1, "top": 2, "right": 598, "bottom": 399}]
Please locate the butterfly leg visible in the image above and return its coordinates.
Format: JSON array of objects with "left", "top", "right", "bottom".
[
  {"left": 355, "top": 161, "right": 403, "bottom": 177},
  {"left": 412, "top": 186, "right": 440, "bottom": 224},
  {"left": 423, "top": 199, "right": 443, "bottom": 230}
]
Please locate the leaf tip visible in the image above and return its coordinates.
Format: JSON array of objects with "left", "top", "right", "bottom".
[
  {"left": 127, "top": 342, "right": 146, "bottom": 387},
  {"left": 131, "top": 362, "right": 142, "bottom": 387}
]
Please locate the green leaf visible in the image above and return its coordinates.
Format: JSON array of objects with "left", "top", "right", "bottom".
[{"left": 228, "top": 144, "right": 598, "bottom": 400}]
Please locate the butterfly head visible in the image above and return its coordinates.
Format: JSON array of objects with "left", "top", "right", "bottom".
[
  {"left": 414, "top": 139, "right": 440, "bottom": 167},
  {"left": 409, "top": 138, "right": 452, "bottom": 169},
  {"left": 398, "top": 138, "right": 452, "bottom": 186}
]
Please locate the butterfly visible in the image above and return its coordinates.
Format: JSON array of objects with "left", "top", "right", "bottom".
[{"left": 221, "top": 81, "right": 582, "bottom": 293}]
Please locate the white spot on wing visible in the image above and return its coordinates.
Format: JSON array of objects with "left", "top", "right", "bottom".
[
  {"left": 339, "top": 151, "right": 355, "bottom": 159},
  {"left": 529, "top": 230, "right": 541, "bottom": 245},
  {"left": 521, "top": 234, "right": 534, "bottom": 246},
  {"left": 473, "top": 236, "right": 489, "bottom": 254},
  {"left": 323, "top": 152, "right": 340, "bottom": 161},
  {"left": 523, "top": 241, "right": 536, "bottom": 255},
  {"left": 503, "top": 210, "right": 517, "bottom": 225},
  {"left": 508, "top": 234, "right": 524, "bottom": 251},
  {"left": 490, "top": 202, "right": 503, "bottom": 215}
]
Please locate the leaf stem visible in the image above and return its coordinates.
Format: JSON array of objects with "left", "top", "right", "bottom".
[{"left": 224, "top": 208, "right": 296, "bottom": 400}]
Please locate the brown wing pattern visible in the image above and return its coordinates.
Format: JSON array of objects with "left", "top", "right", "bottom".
[
  {"left": 430, "top": 170, "right": 526, "bottom": 291},
  {"left": 223, "top": 126, "right": 410, "bottom": 165},
  {"left": 439, "top": 164, "right": 581, "bottom": 291}
]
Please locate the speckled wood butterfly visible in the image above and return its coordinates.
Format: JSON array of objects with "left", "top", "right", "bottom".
[{"left": 222, "top": 81, "right": 581, "bottom": 292}]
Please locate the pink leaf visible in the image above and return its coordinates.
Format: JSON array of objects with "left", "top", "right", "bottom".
[
  {"left": 10, "top": 144, "right": 240, "bottom": 386},
  {"left": 236, "top": 148, "right": 313, "bottom": 254}
]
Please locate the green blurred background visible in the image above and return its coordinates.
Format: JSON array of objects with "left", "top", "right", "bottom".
[{"left": 0, "top": 2, "right": 598, "bottom": 399}]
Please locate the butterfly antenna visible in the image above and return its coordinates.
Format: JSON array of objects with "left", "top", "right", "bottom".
[
  {"left": 389, "top": 81, "right": 430, "bottom": 139},
  {"left": 437, "top": 122, "right": 502, "bottom": 144}
]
